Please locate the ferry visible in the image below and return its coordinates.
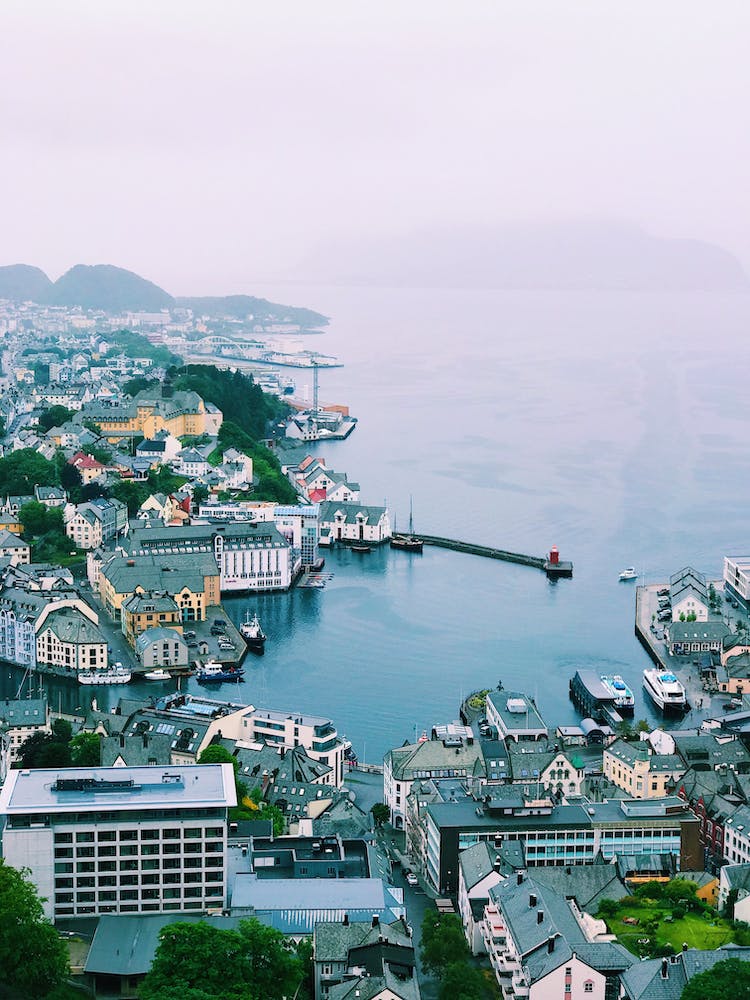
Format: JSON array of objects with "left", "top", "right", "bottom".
[
  {"left": 600, "top": 674, "right": 635, "bottom": 714},
  {"left": 643, "top": 669, "right": 687, "bottom": 712},
  {"left": 197, "top": 661, "right": 245, "bottom": 684},
  {"left": 78, "top": 663, "right": 132, "bottom": 685},
  {"left": 619, "top": 567, "right": 638, "bottom": 581},
  {"left": 240, "top": 611, "right": 266, "bottom": 653}
]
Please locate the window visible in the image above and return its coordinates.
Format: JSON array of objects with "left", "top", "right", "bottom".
[{"left": 584, "top": 984, "right": 594, "bottom": 994}]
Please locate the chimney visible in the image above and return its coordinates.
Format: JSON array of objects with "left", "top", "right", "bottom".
[
  {"left": 547, "top": 936, "right": 555, "bottom": 954},
  {"left": 682, "top": 942, "right": 688, "bottom": 952},
  {"left": 529, "top": 893, "right": 537, "bottom": 908},
  {"left": 537, "top": 910, "right": 544, "bottom": 925},
  {"left": 371, "top": 914, "right": 379, "bottom": 928},
  {"left": 342, "top": 913, "right": 349, "bottom": 926},
  {"left": 119, "top": 733, "right": 125, "bottom": 747},
  {"left": 517, "top": 872, "right": 524, "bottom": 886},
  {"left": 661, "top": 959, "right": 669, "bottom": 980}
]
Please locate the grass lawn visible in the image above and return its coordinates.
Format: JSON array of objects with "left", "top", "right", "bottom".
[
  {"left": 207, "top": 447, "right": 223, "bottom": 466},
  {"left": 609, "top": 905, "right": 735, "bottom": 955}
]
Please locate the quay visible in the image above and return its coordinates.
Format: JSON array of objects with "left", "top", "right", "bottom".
[{"left": 417, "top": 535, "right": 572, "bottom": 577}]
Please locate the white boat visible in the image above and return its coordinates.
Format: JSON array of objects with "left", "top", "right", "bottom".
[
  {"left": 143, "top": 668, "right": 171, "bottom": 682},
  {"left": 78, "top": 663, "right": 132, "bottom": 686},
  {"left": 619, "top": 567, "right": 638, "bottom": 581},
  {"left": 643, "top": 668, "right": 687, "bottom": 711},
  {"left": 600, "top": 674, "right": 635, "bottom": 713}
]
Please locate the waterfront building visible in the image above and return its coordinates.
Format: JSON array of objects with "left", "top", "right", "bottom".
[
  {"left": 0, "top": 529, "right": 30, "bottom": 565},
  {"left": 125, "top": 522, "right": 292, "bottom": 593},
  {"left": 318, "top": 501, "right": 391, "bottom": 545},
  {"left": 485, "top": 691, "right": 549, "bottom": 743},
  {"left": 669, "top": 566, "right": 710, "bottom": 622},
  {"left": 603, "top": 740, "right": 686, "bottom": 799},
  {"left": 135, "top": 627, "right": 189, "bottom": 669},
  {"left": 665, "top": 619, "right": 730, "bottom": 656},
  {"left": 0, "top": 764, "right": 236, "bottom": 920},
  {"left": 424, "top": 796, "right": 700, "bottom": 895},
  {"left": 36, "top": 606, "right": 108, "bottom": 675},
  {"left": 312, "top": 918, "right": 418, "bottom": 1000},
  {"left": 99, "top": 552, "right": 220, "bottom": 622},
  {"left": 484, "top": 873, "right": 634, "bottom": 999}
]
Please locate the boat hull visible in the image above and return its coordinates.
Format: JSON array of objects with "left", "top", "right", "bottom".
[
  {"left": 78, "top": 671, "right": 131, "bottom": 685},
  {"left": 643, "top": 670, "right": 687, "bottom": 712},
  {"left": 390, "top": 535, "right": 423, "bottom": 553}
]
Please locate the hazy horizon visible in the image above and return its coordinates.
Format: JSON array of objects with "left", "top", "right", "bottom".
[{"left": 2, "top": 1, "right": 749, "bottom": 296}]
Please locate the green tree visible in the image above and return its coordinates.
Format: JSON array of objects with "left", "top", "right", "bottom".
[
  {"left": 16, "top": 719, "right": 73, "bottom": 769},
  {"left": 192, "top": 484, "right": 209, "bottom": 508},
  {"left": 0, "top": 860, "right": 68, "bottom": 998},
  {"left": 420, "top": 912, "right": 471, "bottom": 977},
  {"left": 123, "top": 375, "right": 158, "bottom": 396},
  {"left": 37, "top": 405, "right": 75, "bottom": 433},
  {"left": 371, "top": 802, "right": 390, "bottom": 826},
  {"left": 681, "top": 957, "right": 750, "bottom": 1000},
  {"left": 19, "top": 499, "right": 51, "bottom": 537},
  {"left": 439, "top": 962, "right": 490, "bottom": 1000},
  {"left": 59, "top": 460, "right": 83, "bottom": 496},
  {"left": 110, "top": 478, "right": 148, "bottom": 515},
  {"left": 0, "top": 449, "right": 58, "bottom": 496},
  {"left": 197, "top": 745, "right": 238, "bottom": 768},
  {"left": 139, "top": 918, "right": 302, "bottom": 1000},
  {"left": 70, "top": 732, "right": 101, "bottom": 766}
]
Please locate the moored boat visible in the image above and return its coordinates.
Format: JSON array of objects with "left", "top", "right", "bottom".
[
  {"left": 619, "top": 567, "right": 638, "bottom": 581},
  {"left": 197, "top": 661, "right": 245, "bottom": 683},
  {"left": 350, "top": 544, "right": 372, "bottom": 553},
  {"left": 600, "top": 674, "right": 635, "bottom": 714},
  {"left": 143, "top": 668, "right": 171, "bottom": 682},
  {"left": 390, "top": 496, "right": 423, "bottom": 553},
  {"left": 643, "top": 669, "right": 687, "bottom": 712},
  {"left": 240, "top": 611, "right": 266, "bottom": 653},
  {"left": 78, "top": 663, "right": 132, "bottom": 685}
]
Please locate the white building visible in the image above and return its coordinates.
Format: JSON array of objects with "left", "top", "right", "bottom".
[
  {"left": 0, "top": 764, "right": 236, "bottom": 920},
  {"left": 0, "top": 529, "right": 31, "bottom": 566},
  {"left": 725, "top": 556, "right": 750, "bottom": 611},
  {"left": 318, "top": 502, "right": 391, "bottom": 546},
  {"left": 724, "top": 804, "right": 750, "bottom": 866},
  {"left": 0, "top": 698, "right": 50, "bottom": 776}
]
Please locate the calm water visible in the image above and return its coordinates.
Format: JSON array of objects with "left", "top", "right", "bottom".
[{"left": 8, "top": 287, "right": 750, "bottom": 760}]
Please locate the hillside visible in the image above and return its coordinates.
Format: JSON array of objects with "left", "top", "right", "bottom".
[
  {"left": 48, "top": 264, "right": 175, "bottom": 311},
  {"left": 0, "top": 264, "right": 54, "bottom": 302},
  {"left": 176, "top": 294, "right": 328, "bottom": 328}
]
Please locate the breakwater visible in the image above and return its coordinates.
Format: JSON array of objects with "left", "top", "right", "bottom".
[{"left": 417, "top": 534, "right": 547, "bottom": 570}]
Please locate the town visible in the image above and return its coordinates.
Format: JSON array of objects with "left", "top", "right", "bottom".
[{"left": 0, "top": 298, "right": 750, "bottom": 1000}]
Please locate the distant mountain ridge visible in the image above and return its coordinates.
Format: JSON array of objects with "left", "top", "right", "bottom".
[
  {"left": 0, "top": 263, "right": 329, "bottom": 326},
  {"left": 306, "top": 221, "right": 750, "bottom": 291}
]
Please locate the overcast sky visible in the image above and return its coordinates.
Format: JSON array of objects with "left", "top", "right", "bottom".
[{"left": 1, "top": 1, "right": 748, "bottom": 294}]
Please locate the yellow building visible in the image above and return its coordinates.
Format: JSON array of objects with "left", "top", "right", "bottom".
[
  {"left": 603, "top": 739, "right": 686, "bottom": 799},
  {"left": 83, "top": 390, "right": 222, "bottom": 443},
  {"left": 99, "top": 553, "right": 220, "bottom": 624},
  {"left": 120, "top": 591, "right": 184, "bottom": 648}
]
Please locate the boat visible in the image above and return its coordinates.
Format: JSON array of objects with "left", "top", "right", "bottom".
[
  {"left": 78, "top": 663, "right": 132, "bottom": 685},
  {"left": 390, "top": 497, "right": 423, "bottom": 553},
  {"left": 619, "top": 567, "right": 638, "bottom": 581},
  {"left": 240, "top": 611, "right": 266, "bottom": 653},
  {"left": 600, "top": 674, "right": 635, "bottom": 714},
  {"left": 643, "top": 669, "right": 687, "bottom": 712},
  {"left": 143, "top": 668, "right": 171, "bottom": 682},
  {"left": 350, "top": 544, "right": 372, "bottom": 553},
  {"left": 196, "top": 661, "right": 245, "bottom": 683}
]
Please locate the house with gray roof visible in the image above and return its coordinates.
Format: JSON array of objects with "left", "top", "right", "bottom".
[
  {"left": 669, "top": 565, "right": 710, "bottom": 622},
  {"left": 620, "top": 945, "right": 750, "bottom": 999},
  {"left": 313, "top": 917, "right": 417, "bottom": 1000},
  {"left": 665, "top": 619, "right": 730, "bottom": 656},
  {"left": 0, "top": 529, "right": 30, "bottom": 566},
  {"left": 318, "top": 501, "right": 391, "bottom": 545},
  {"left": 135, "top": 626, "right": 189, "bottom": 668},
  {"left": 486, "top": 690, "right": 548, "bottom": 743}
]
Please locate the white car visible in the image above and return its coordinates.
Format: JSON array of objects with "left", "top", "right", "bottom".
[{"left": 406, "top": 872, "right": 418, "bottom": 886}]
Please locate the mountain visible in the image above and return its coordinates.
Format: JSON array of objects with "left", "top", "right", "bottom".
[
  {"left": 0, "top": 264, "right": 54, "bottom": 302},
  {"left": 48, "top": 264, "right": 174, "bottom": 311},
  {"left": 305, "top": 222, "right": 750, "bottom": 291},
  {"left": 176, "top": 294, "right": 328, "bottom": 328}
]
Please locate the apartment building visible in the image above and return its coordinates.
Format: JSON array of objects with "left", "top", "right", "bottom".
[
  {"left": 603, "top": 740, "right": 686, "bottom": 799},
  {"left": 99, "top": 553, "right": 220, "bottom": 622},
  {"left": 0, "top": 764, "right": 236, "bottom": 920}
]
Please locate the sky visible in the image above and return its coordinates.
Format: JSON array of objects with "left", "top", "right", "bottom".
[{"left": 1, "top": 1, "right": 748, "bottom": 294}]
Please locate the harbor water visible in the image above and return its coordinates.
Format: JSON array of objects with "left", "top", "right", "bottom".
[{"left": 6, "top": 286, "right": 750, "bottom": 761}]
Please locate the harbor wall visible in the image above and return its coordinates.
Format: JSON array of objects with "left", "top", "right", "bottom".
[{"left": 418, "top": 534, "right": 546, "bottom": 570}]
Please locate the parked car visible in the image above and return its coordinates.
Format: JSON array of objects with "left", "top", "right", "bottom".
[
  {"left": 213, "top": 619, "right": 226, "bottom": 629},
  {"left": 657, "top": 611, "right": 671, "bottom": 622},
  {"left": 210, "top": 626, "right": 225, "bottom": 636},
  {"left": 657, "top": 588, "right": 669, "bottom": 597},
  {"left": 184, "top": 630, "right": 196, "bottom": 639},
  {"left": 406, "top": 872, "right": 419, "bottom": 886}
]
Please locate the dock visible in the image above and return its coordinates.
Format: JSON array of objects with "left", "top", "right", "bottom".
[{"left": 417, "top": 536, "right": 572, "bottom": 577}]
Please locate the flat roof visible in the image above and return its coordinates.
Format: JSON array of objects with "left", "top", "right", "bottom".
[
  {"left": 0, "top": 764, "right": 236, "bottom": 815},
  {"left": 232, "top": 875, "right": 396, "bottom": 911}
]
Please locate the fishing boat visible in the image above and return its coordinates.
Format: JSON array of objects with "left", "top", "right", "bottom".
[
  {"left": 143, "top": 668, "right": 171, "bottom": 682},
  {"left": 350, "top": 543, "right": 372, "bottom": 553},
  {"left": 619, "top": 567, "right": 638, "bottom": 581},
  {"left": 600, "top": 674, "right": 635, "bottom": 714},
  {"left": 78, "top": 662, "right": 132, "bottom": 685},
  {"left": 390, "top": 496, "right": 423, "bottom": 553},
  {"left": 197, "top": 661, "right": 245, "bottom": 683},
  {"left": 643, "top": 669, "right": 687, "bottom": 712},
  {"left": 240, "top": 611, "right": 266, "bottom": 653}
]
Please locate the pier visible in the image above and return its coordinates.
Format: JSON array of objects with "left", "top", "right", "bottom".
[{"left": 417, "top": 535, "right": 571, "bottom": 576}]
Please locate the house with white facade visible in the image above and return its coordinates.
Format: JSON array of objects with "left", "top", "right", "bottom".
[
  {"left": 173, "top": 447, "right": 210, "bottom": 478},
  {"left": 0, "top": 529, "right": 31, "bottom": 566},
  {"left": 669, "top": 566, "right": 710, "bottom": 622},
  {"left": 318, "top": 501, "right": 391, "bottom": 546},
  {"left": 36, "top": 605, "right": 108, "bottom": 676}
]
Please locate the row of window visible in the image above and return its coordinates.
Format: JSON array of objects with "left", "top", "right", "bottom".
[{"left": 54, "top": 826, "right": 222, "bottom": 843}]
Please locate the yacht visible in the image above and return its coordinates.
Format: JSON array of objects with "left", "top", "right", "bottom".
[
  {"left": 619, "top": 567, "right": 638, "bottom": 581},
  {"left": 600, "top": 674, "right": 635, "bottom": 714},
  {"left": 78, "top": 663, "right": 132, "bottom": 685},
  {"left": 643, "top": 669, "right": 687, "bottom": 712}
]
